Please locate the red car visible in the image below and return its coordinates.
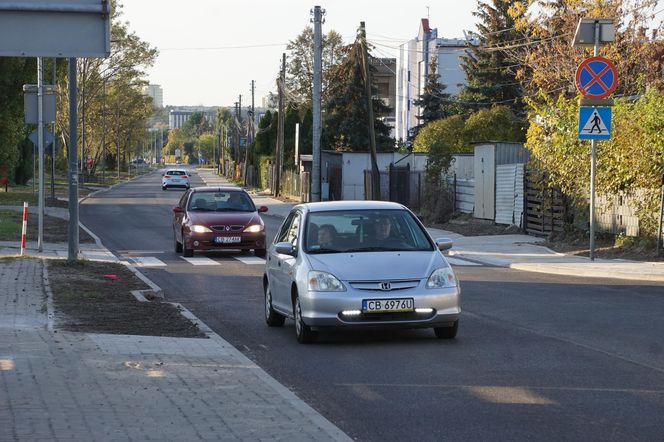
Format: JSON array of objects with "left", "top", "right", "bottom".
[{"left": 172, "top": 187, "right": 268, "bottom": 257}]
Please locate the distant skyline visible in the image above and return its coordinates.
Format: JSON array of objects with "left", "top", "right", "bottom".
[{"left": 120, "top": 0, "right": 478, "bottom": 107}]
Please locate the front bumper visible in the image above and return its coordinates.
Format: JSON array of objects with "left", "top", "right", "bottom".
[
  {"left": 184, "top": 232, "right": 266, "bottom": 251},
  {"left": 299, "top": 284, "right": 460, "bottom": 329}
]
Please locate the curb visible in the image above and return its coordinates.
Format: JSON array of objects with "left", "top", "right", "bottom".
[
  {"left": 509, "top": 262, "right": 664, "bottom": 282},
  {"left": 42, "top": 259, "right": 55, "bottom": 332}
]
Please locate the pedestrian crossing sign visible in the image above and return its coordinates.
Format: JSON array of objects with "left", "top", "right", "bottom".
[{"left": 578, "top": 107, "right": 612, "bottom": 140}]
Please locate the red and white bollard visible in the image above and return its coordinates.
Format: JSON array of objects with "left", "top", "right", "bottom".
[{"left": 20, "top": 202, "right": 28, "bottom": 256}]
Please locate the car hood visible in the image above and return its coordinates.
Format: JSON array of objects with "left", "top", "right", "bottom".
[
  {"left": 186, "top": 211, "right": 259, "bottom": 226},
  {"left": 306, "top": 251, "right": 446, "bottom": 281}
]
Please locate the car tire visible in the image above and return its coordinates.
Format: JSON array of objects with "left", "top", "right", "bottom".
[
  {"left": 434, "top": 320, "right": 458, "bottom": 339},
  {"left": 174, "top": 231, "right": 182, "bottom": 253},
  {"left": 182, "top": 234, "right": 194, "bottom": 257},
  {"left": 294, "top": 294, "right": 317, "bottom": 343},
  {"left": 162, "top": 186, "right": 167, "bottom": 191},
  {"left": 254, "top": 248, "right": 266, "bottom": 258},
  {"left": 264, "top": 281, "right": 285, "bottom": 327}
]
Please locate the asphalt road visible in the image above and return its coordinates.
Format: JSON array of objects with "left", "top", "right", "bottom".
[{"left": 81, "top": 169, "right": 664, "bottom": 442}]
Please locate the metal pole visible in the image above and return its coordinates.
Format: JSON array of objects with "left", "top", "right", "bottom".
[
  {"left": 101, "top": 78, "right": 106, "bottom": 185},
  {"left": 37, "top": 57, "right": 44, "bottom": 252},
  {"left": 68, "top": 58, "right": 79, "bottom": 262},
  {"left": 657, "top": 171, "right": 664, "bottom": 257},
  {"left": 294, "top": 122, "right": 300, "bottom": 169},
  {"left": 589, "top": 22, "right": 600, "bottom": 261},
  {"left": 311, "top": 5, "right": 323, "bottom": 202},
  {"left": 51, "top": 58, "right": 56, "bottom": 200}
]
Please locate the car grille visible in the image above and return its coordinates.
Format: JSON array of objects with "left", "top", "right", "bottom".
[
  {"left": 339, "top": 311, "right": 436, "bottom": 323},
  {"left": 210, "top": 225, "right": 245, "bottom": 232},
  {"left": 348, "top": 279, "right": 421, "bottom": 291}
]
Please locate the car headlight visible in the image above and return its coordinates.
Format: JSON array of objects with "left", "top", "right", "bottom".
[
  {"left": 191, "top": 225, "right": 212, "bottom": 233},
  {"left": 243, "top": 224, "right": 264, "bottom": 233},
  {"left": 426, "top": 267, "right": 457, "bottom": 288},
  {"left": 308, "top": 271, "right": 346, "bottom": 292}
]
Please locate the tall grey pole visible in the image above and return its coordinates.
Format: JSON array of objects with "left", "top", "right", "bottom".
[
  {"left": 311, "top": 5, "right": 323, "bottom": 202},
  {"left": 37, "top": 57, "right": 45, "bottom": 252},
  {"left": 51, "top": 58, "right": 56, "bottom": 200},
  {"left": 68, "top": 58, "right": 79, "bottom": 262},
  {"left": 589, "top": 23, "right": 600, "bottom": 261},
  {"left": 657, "top": 171, "right": 664, "bottom": 257},
  {"left": 101, "top": 78, "right": 106, "bottom": 185}
]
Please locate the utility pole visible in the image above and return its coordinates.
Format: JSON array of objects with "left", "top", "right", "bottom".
[
  {"left": 244, "top": 80, "right": 255, "bottom": 186},
  {"left": 359, "top": 21, "right": 381, "bottom": 200},
  {"left": 101, "top": 78, "right": 106, "bottom": 185},
  {"left": 311, "top": 6, "right": 324, "bottom": 202},
  {"left": 275, "top": 53, "right": 286, "bottom": 197}
]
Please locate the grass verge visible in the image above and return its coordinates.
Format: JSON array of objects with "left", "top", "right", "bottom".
[{"left": 48, "top": 259, "right": 205, "bottom": 337}]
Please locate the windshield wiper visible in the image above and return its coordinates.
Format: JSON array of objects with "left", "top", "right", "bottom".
[
  {"left": 191, "top": 207, "right": 214, "bottom": 211},
  {"left": 307, "top": 247, "right": 344, "bottom": 254},
  {"left": 342, "top": 246, "right": 404, "bottom": 252}
]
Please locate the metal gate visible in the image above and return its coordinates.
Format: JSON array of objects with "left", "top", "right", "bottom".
[{"left": 389, "top": 163, "right": 411, "bottom": 206}]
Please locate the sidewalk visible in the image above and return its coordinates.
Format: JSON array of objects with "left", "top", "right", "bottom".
[
  {"left": 196, "top": 169, "right": 664, "bottom": 283},
  {"left": 0, "top": 257, "right": 350, "bottom": 441}
]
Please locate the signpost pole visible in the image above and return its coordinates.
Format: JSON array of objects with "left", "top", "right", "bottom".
[
  {"left": 588, "top": 22, "right": 601, "bottom": 261},
  {"left": 37, "top": 57, "right": 45, "bottom": 252},
  {"left": 68, "top": 58, "right": 79, "bottom": 263}
]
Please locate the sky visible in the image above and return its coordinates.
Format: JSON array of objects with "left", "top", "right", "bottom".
[{"left": 120, "top": 0, "right": 478, "bottom": 107}]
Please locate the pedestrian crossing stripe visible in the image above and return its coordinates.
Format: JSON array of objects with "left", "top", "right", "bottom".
[
  {"left": 233, "top": 256, "right": 267, "bottom": 265},
  {"left": 132, "top": 257, "right": 167, "bottom": 267},
  {"left": 578, "top": 107, "right": 611, "bottom": 140},
  {"left": 180, "top": 257, "right": 220, "bottom": 266}
]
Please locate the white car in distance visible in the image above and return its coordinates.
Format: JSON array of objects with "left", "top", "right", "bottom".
[{"left": 162, "top": 169, "right": 190, "bottom": 190}]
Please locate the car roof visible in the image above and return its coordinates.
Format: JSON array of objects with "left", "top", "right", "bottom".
[
  {"left": 191, "top": 186, "right": 247, "bottom": 193},
  {"left": 295, "top": 200, "right": 407, "bottom": 213},
  {"left": 165, "top": 168, "right": 187, "bottom": 173}
]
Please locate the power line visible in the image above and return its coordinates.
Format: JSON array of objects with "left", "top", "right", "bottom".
[{"left": 160, "top": 43, "right": 288, "bottom": 51}]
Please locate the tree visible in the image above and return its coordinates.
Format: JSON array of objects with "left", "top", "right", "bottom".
[
  {"left": 507, "top": 0, "right": 663, "bottom": 101},
  {"left": 526, "top": 89, "right": 664, "bottom": 236},
  {"left": 413, "top": 115, "right": 468, "bottom": 153},
  {"left": 55, "top": 0, "right": 157, "bottom": 174},
  {"left": 286, "top": 27, "right": 345, "bottom": 105},
  {"left": 410, "top": 57, "right": 451, "bottom": 140},
  {"left": 323, "top": 41, "right": 394, "bottom": 151},
  {"left": 164, "top": 128, "right": 185, "bottom": 156},
  {"left": 460, "top": 0, "right": 525, "bottom": 114},
  {"left": 253, "top": 110, "right": 277, "bottom": 157},
  {"left": 0, "top": 58, "right": 35, "bottom": 184},
  {"left": 464, "top": 106, "right": 525, "bottom": 142},
  {"left": 181, "top": 112, "right": 210, "bottom": 139}
]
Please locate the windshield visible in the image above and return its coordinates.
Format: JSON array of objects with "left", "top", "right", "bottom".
[
  {"left": 188, "top": 191, "right": 256, "bottom": 212},
  {"left": 304, "top": 209, "right": 433, "bottom": 254}
]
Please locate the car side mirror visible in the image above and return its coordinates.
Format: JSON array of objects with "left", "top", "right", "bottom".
[
  {"left": 258, "top": 206, "right": 268, "bottom": 213},
  {"left": 173, "top": 206, "right": 184, "bottom": 214},
  {"left": 275, "top": 242, "right": 296, "bottom": 256},
  {"left": 435, "top": 238, "right": 453, "bottom": 251}
]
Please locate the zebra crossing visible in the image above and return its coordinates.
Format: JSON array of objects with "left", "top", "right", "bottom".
[{"left": 122, "top": 252, "right": 482, "bottom": 268}]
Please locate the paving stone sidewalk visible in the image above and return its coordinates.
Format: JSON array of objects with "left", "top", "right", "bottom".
[{"left": 0, "top": 258, "right": 351, "bottom": 442}]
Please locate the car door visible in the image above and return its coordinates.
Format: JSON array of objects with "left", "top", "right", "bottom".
[
  {"left": 173, "top": 190, "right": 190, "bottom": 242},
  {"left": 268, "top": 211, "right": 300, "bottom": 312},
  {"left": 265, "top": 211, "right": 295, "bottom": 311}
]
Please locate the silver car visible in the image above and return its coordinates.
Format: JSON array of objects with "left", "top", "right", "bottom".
[
  {"left": 162, "top": 169, "right": 190, "bottom": 190},
  {"left": 263, "top": 201, "right": 460, "bottom": 343}
]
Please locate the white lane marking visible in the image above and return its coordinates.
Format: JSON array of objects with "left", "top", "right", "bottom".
[
  {"left": 233, "top": 256, "right": 266, "bottom": 265},
  {"left": 132, "top": 257, "right": 167, "bottom": 267},
  {"left": 180, "top": 257, "right": 221, "bottom": 266},
  {"left": 445, "top": 257, "right": 481, "bottom": 266}
]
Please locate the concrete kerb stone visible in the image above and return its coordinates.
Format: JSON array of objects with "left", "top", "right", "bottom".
[
  {"left": 42, "top": 259, "right": 55, "bottom": 332},
  {"left": 510, "top": 262, "right": 664, "bottom": 282}
]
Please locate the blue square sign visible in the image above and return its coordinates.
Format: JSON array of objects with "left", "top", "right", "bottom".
[{"left": 578, "top": 107, "right": 612, "bottom": 140}]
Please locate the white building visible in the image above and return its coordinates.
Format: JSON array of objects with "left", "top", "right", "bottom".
[
  {"left": 396, "top": 19, "right": 470, "bottom": 142},
  {"left": 144, "top": 84, "right": 163, "bottom": 108}
]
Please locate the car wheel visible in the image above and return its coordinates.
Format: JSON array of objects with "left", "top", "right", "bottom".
[
  {"left": 434, "top": 320, "right": 458, "bottom": 339},
  {"left": 294, "top": 294, "right": 317, "bottom": 343},
  {"left": 254, "top": 248, "right": 266, "bottom": 258},
  {"left": 174, "top": 230, "right": 182, "bottom": 253},
  {"left": 264, "top": 281, "right": 285, "bottom": 327},
  {"left": 182, "top": 234, "right": 194, "bottom": 257},
  {"left": 162, "top": 185, "right": 167, "bottom": 190}
]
